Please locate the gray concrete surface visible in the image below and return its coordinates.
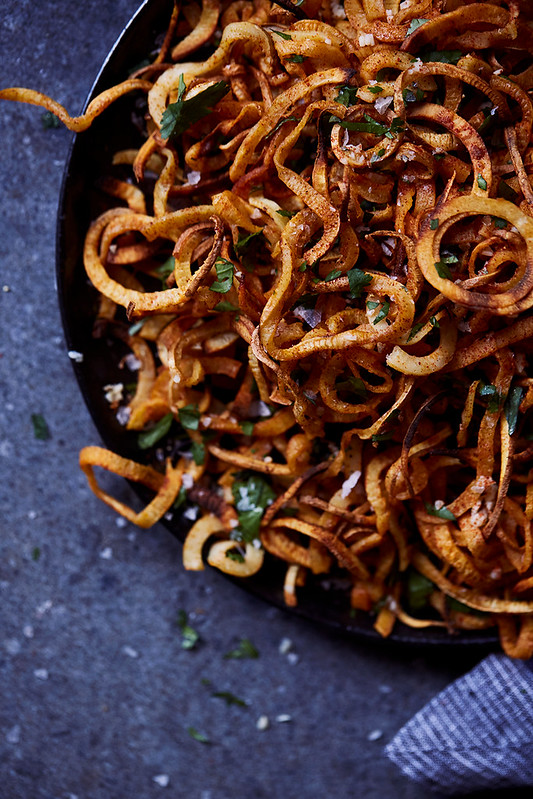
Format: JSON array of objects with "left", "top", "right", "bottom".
[{"left": 0, "top": 3, "right": 528, "bottom": 798}]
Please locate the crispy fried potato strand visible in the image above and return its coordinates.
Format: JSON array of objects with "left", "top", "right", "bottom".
[{"left": 7, "top": 0, "right": 533, "bottom": 656}]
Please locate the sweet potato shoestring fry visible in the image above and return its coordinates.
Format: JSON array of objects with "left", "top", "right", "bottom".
[{"left": 4, "top": 0, "right": 533, "bottom": 656}]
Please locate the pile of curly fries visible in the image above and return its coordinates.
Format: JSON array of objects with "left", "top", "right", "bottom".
[{"left": 4, "top": 0, "right": 533, "bottom": 656}]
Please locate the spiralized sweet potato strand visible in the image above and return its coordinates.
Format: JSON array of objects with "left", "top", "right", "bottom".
[{"left": 4, "top": 0, "right": 533, "bottom": 657}]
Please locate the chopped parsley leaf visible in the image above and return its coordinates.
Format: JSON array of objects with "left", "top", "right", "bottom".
[
  {"left": 31, "top": 413, "right": 50, "bottom": 441},
  {"left": 214, "top": 301, "right": 239, "bottom": 312},
  {"left": 425, "top": 502, "right": 456, "bottom": 521},
  {"left": 224, "top": 637, "right": 259, "bottom": 659},
  {"left": 430, "top": 218, "right": 439, "bottom": 230},
  {"left": 477, "top": 174, "right": 488, "bottom": 191},
  {"left": 212, "top": 691, "right": 247, "bottom": 706},
  {"left": 420, "top": 50, "right": 463, "bottom": 65},
  {"left": 41, "top": 111, "right": 60, "bottom": 129},
  {"left": 407, "top": 322, "right": 424, "bottom": 342},
  {"left": 504, "top": 386, "right": 523, "bottom": 435},
  {"left": 160, "top": 80, "right": 229, "bottom": 140},
  {"left": 324, "top": 269, "right": 343, "bottom": 282},
  {"left": 191, "top": 441, "right": 206, "bottom": 466},
  {"left": 231, "top": 473, "right": 275, "bottom": 543},
  {"left": 210, "top": 257, "right": 234, "bottom": 293},
  {"left": 138, "top": 412, "right": 173, "bottom": 449},
  {"left": 179, "top": 404, "right": 200, "bottom": 431},
  {"left": 406, "top": 570, "right": 434, "bottom": 610},
  {"left": 478, "top": 383, "right": 501, "bottom": 414},
  {"left": 334, "top": 85, "right": 359, "bottom": 107},
  {"left": 187, "top": 726, "right": 210, "bottom": 744},
  {"left": 272, "top": 30, "right": 292, "bottom": 40},
  {"left": 406, "top": 18, "right": 429, "bottom": 35},
  {"left": 373, "top": 300, "right": 390, "bottom": 324},
  {"left": 286, "top": 54, "right": 306, "bottom": 64},
  {"left": 177, "top": 610, "right": 200, "bottom": 650},
  {"left": 347, "top": 267, "right": 373, "bottom": 298},
  {"left": 239, "top": 420, "right": 255, "bottom": 436}
]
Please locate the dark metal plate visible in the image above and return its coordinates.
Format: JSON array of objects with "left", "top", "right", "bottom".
[{"left": 56, "top": 0, "right": 498, "bottom": 649}]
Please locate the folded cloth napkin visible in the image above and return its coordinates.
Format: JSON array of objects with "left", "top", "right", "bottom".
[{"left": 385, "top": 654, "right": 533, "bottom": 794}]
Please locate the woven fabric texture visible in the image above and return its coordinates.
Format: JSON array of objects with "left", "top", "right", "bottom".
[{"left": 385, "top": 654, "right": 533, "bottom": 794}]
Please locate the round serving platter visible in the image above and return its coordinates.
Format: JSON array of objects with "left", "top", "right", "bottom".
[{"left": 56, "top": 0, "right": 498, "bottom": 648}]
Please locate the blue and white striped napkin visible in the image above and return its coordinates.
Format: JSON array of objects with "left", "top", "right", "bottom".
[{"left": 385, "top": 654, "right": 533, "bottom": 794}]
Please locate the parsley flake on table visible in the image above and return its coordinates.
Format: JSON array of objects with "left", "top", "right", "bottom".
[
  {"left": 31, "top": 413, "right": 50, "bottom": 441},
  {"left": 224, "top": 637, "right": 259, "bottom": 659},
  {"left": 187, "top": 726, "right": 210, "bottom": 744},
  {"left": 160, "top": 79, "right": 229, "bottom": 141},
  {"left": 176, "top": 610, "right": 200, "bottom": 650},
  {"left": 212, "top": 691, "right": 247, "bottom": 707}
]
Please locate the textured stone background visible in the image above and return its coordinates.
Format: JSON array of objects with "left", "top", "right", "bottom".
[{"left": 0, "top": 2, "right": 529, "bottom": 798}]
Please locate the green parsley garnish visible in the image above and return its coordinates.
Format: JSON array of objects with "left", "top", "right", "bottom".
[
  {"left": 324, "top": 269, "right": 343, "bottom": 282},
  {"left": 334, "top": 85, "right": 359, "bottom": 107},
  {"left": 41, "top": 111, "right": 60, "bottom": 129},
  {"left": 224, "top": 637, "right": 259, "bottom": 659},
  {"left": 373, "top": 300, "right": 390, "bottom": 324},
  {"left": 173, "top": 485, "right": 188, "bottom": 510},
  {"left": 368, "top": 85, "right": 384, "bottom": 94},
  {"left": 430, "top": 218, "right": 439, "bottom": 230},
  {"left": 160, "top": 79, "right": 229, "bottom": 140},
  {"left": 177, "top": 610, "right": 200, "bottom": 650},
  {"left": 128, "top": 318, "right": 146, "bottom": 336},
  {"left": 407, "top": 322, "right": 424, "bottom": 342},
  {"left": 406, "top": 570, "right": 434, "bottom": 610},
  {"left": 504, "top": 386, "right": 524, "bottom": 435},
  {"left": 406, "top": 18, "right": 429, "bottom": 35},
  {"left": 425, "top": 502, "right": 456, "bottom": 521},
  {"left": 179, "top": 404, "right": 200, "bottom": 431},
  {"left": 231, "top": 473, "right": 275, "bottom": 543},
  {"left": 477, "top": 174, "right": 488, "bottom": 191},
  {"left": 272, "top": 30, "right": 292, "bottom": 40},
  {"left": 226, "top": 548, "right": 246, "bottom": 563},
  {"left": 212, "top": 690, "right": 247, "bottom": 707},
  {"left": 330, "top": 113, "right": 405, "bottom": 139},
  {"left": 187, "top": 726, "right": 210, "bottom": 744},
  {"left": 366, "top": 300, "right": 379, "bottom": 310},
  {"left": 191, "top": 441, "right": 206, "bottom": 466},
  {"left": 347, "top": 267, "right": 373, "bottom": 298},
  {"left": 138, "top": 412, "right": 173, "bottom": 450},
  {"left": 286, "top": 54, "right": 306, "bottom": 64},
  {"left": 235, "top": 230, "right": 263, "bottom": 257},
  {"left": 429, "top": 315, "right": 439, "bottom": 328},
  {"left": 478, "top": 383, "right": 501, "bottom": 414},
  {"left": 214, "top": 301, "right": 240, "bottom": 313},
  {"left": 210, "top": 257, "right": 234, "bottom": 293},
  {"left": 155, "top": 255, "right": 175, "bottom": 284},
  {"left": 420, "top": 50, "right": 463, "bottom": 65},
  {"left": 435, "top": 261, "right": 452, "bottom": 279},
  {"left": 239, "top": 420, "right": 255, "bottom": 436},
  {"left": 277, "top": 208, "right": 296, "bottom": 218},
  {"left": 31, "top": 413, "right": 50, "bottom": 441},
  {"left": 371, "top": 432, "right": 393, "bottom": 443},
  {"left": 492, "top": 216, "right": 507, "bottom": 229}
]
